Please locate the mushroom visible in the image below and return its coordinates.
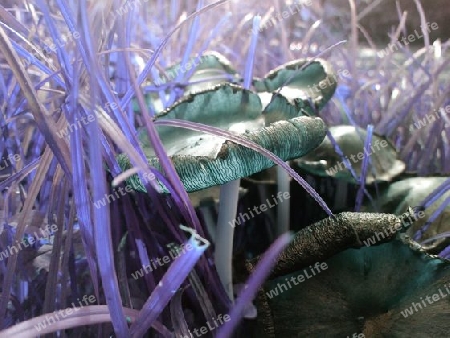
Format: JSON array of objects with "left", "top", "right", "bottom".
[
  {"left": 122, "top": 83, "right": 327, "bottom": 192},
  {"left": 255, "top": 58, "right": 338, "bottom": 235},
  {"left": 364, "top": 176, "right": 450, "bottom": 254},
  {"left": 294, "top": 125, "right": 406, "bottom": 184},
  {"left": 253, "top": 58, "right": 337, "bottom": 115},
  {"left": 246, "top": 211, "right": 450, "bottom": 337},
  {"left": 118, "top": 83, "right": 327, "bottom": 300},
  {"left": 181, "top": 51, "right": 241, "bottom": 95}
]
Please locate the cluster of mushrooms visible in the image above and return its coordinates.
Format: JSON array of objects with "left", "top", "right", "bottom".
[{"left": 120, "top": 52, "right": 450, "bottom": 337}]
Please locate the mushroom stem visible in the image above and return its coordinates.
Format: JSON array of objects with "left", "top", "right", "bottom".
[
  {"left": 215, "top": 179, "right": 241, "bottom": 301},
  {"left": 276, "top": 164, "right": 290, "bottom": 235}
]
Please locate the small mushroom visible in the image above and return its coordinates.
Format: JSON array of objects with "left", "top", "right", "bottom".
[
  {"left": 118, "top": 83, "right": 327, "bottom": 300},
  {"left": 294, "top": 125, "right": 405, "bottom": 184}
]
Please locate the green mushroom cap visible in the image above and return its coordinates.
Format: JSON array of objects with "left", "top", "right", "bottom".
[
  {"left": 119, "top": 83, "right": 327, "bottom": 193},
  {"left": 253, "top": 58, "right": 337, "bottom": 115},
  {"left": 179, "top": 51, "right": 242, "bottom": 95}
]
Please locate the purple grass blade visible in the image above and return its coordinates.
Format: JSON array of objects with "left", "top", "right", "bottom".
[
  {"left": 0, "top": 24, "right": 72, "bottom": 177},
  {"left": 333, "top": 90, "right": 358, "bottom": 126},
  {"left": 217, "top": 233, "right": 292, "bottom": 338},
  {"left": 67, "top": 51, "right": 100, "bottom": 300},
  {"left": 186, "top": 13, "right": 231, "bottom": 79},
  {"left": 0, "top": 158, "right": 39, "bottom": 191},
  {"left": 170, "top": 287, "right": 190, "bottom": 337},
  {"left": 415, "top": 194, "right": 450, "bottom": 241},
  {"left": 167, "top": 0, "right": 203, "bottom": 105},
  {"left": 55, "top": 0, "right": 139, "bottom": 145},
  {"left": 419, "top": 178, "right": 450, "bottom": 209},
  {"left": 243, "top": 16, "right": 260, "bottom": 89},
  {"left": 327, "top": 130, "right": 359, "bottom": 180},
  {"left": 130, "top": 61, "right": 202, "bottom": 232},
  {"left": 439, "top": 245, "right": 450, "bottom": 259},
  {"left": 0, "top": 306, "right": 142, "bottom": 338},
  {"left": 35, "top": 0, "right": 72, "bottom": 78},
  {"left": 120, "top": 0, "right": 228, "bottom": 109},
  {"left": 0, "top": 148, "right": 53, "bottom": 327},
  {"left": 79, "top": 4, "right": 129, "bottom": 337},
  {"left": 9, "top": 41, "right": 55, "bottom": 77},
  {"left": 0, "top": 67, "right": 5, "bottom": 104},
  {"left": 129, "top": 229, "right": 209, "bottom": 337},
  {"left": 355, "top": 125, "right": 373, "bottom": 211},
  {"left": 87, "top": 109, "right": 130, "bottom": 337},
  {"left": 0, "top": 5, "right": 31, "bottom": 39},
  {"left": 422, "top": 231, "right": 450, "bottom": 246},
  {"left": 187, "top": 269, "right": 218, "bottom": 331},
  {"left": 327, "top": 129, "right": 375, "bottom": 206}
]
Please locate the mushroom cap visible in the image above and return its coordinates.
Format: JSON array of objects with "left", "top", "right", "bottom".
[
  {"left": 119, "top": 83, "right": 327, "bottom": 193},
  {"left": 364, "top": 177, "right": 450, "bottom": 246},
  {"left": 294, "top": 125, "right": 405, "bottom": 184},
  {"left": 168, "top": 51, "right": 238, "bottom": 76},
  {"left": 135, "top": 52, "right": 242, "bottom": 113},
  {"left": 252, "top": 235, "right": 450, "bottom": 337},
  {"left": 180, "top": 51, "right": 242, "bottom": 95},
  {"left": 253, "top": 58, "right": 337, "bottom": 115}
]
